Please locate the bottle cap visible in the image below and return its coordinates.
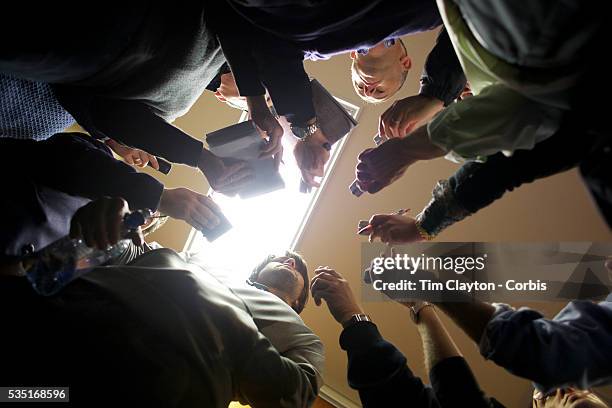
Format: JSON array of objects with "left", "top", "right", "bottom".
[
  {"left": 349, "top": 180, "right": 364, "bottom": 197},
  {"left": 373, "top": 134, "right": 384, "bottom": 146},
  {"left": 357, "top": 220, "right": 369, "bottom": 234}
]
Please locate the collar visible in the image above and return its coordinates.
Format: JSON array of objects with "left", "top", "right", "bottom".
[{"left": 246, "top": 279, "right": 271, "bottom": 293}]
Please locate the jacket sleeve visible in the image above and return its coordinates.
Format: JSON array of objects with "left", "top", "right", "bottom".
[
  {"left": 236, "top": 334, "right": 322, "bottom": 408},
  {"left": 222, "top": 33, "right": 315, "bottom": 126},
  {"left": 54, "top": 87, "right": 204, "bottom": 167},
  {"left": 430, "top": 356, "right": 498, "bottom": 408},
  {"left": 450, "top": 124, "right": 598, "bottom": 213},
  {"left": 416, "top": 118, "right": 604, "bottom": 237},
  {"left": 340, "top": 321, "right": 440, "bottom": 408},
  {"left": 419, "top": 28, "right": 466, "bottom": 106},
  {"left": 29, "top": 133, "right": 164, "bottom": 211},
  {"left": 254, "top": 38, "right": 314, "bottom": 127},
  {"left": 427, "top": 83, "right": 562, "bottom": 161},
  {"left": 213, "top": 2, "right": 315, "bottom": 127},
  {"left": 480, "top": 301, "right": 612, "bottom": 393}
]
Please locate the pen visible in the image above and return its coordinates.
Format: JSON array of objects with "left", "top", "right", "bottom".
[{"left": 357, "top": 208, "right": 410, "bottom": 235}]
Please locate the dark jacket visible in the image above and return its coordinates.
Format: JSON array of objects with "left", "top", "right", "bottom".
[
  {"left": 0, "top": 133, "right": 163, "bottom": 261},
  {"left": 53, "top": 3, "right": 227, "bottom": 167},
  {"left": 481, "top": 298, "right": 612, "bottom": 393},
  {"left": 1, "top": 3, "right": 225, "bottom": 167},
  {"left": 340, "top": 321, "right": 502, "bottom": 407},
  {"left": 213, "top": 0, "right": 466, "bottom": 126},
  {"left": 0, "top": 249, "right": 322, "bottom": 407},
  {"left": 418, "top": 116, "right": 612, "bottom": 237}
]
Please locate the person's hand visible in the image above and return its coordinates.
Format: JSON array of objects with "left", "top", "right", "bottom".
[
  {"left": 532, "top": 388, "right": 608, "bottom": 408},
  {"left": 70, "top": 197, "right": 143, "bottom": 250},
  {"left": 294, "top": 129, "right": 331, "bottom": 188},
  {"left": 355, "top": 137, "right": 415, "bottom": 194},
  {"left": 247, "top": 95, "right": 284, "bottom": 159},
  {"left": 379, "top": 94, "right": 443, "bottom": 138},
  {"left": 310, "top": 267, "right": 364, "bottom": 325},
  {"left": 158, "top": 187, "right": 224, "bottom": 232},
  {"left": 105, "top": 139, "right": 159, "bottom": 170},
  {"left": 198, "top": 149, "right": 253, "bottom": 195},
  {"left": 363, "top": 246, "right": 422, "bottom": 308},
  {"left": 355, "top": 126, "right": 446, "bottom": 194},
  {"left": 214, "top": 72, "right": 248, "bottom": 111},
  {"left": 367, "top": 212, "right": 423, "bottom": 244}
]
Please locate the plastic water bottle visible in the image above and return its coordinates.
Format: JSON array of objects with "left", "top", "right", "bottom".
[{"left": 25, "top": 209, "right": 153, "bottom": 296}]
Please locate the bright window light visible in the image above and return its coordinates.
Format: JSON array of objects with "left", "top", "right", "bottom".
[{"left": 185, "top": 100, "right": 359, "bottom": 276}]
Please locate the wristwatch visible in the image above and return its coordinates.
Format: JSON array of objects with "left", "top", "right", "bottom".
[
  {"left": 409, "top": 301, "right": 434, "bottom": 324},
  {"left": 291, "top": 118, "right": 320, "bottom": 139},
  {"left": 342, "top": 313, "right": 372, "bottom": 329}
]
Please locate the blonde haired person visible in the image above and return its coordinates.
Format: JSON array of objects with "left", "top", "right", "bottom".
[{"left": 355, "top": 0, "right": 604, "bottom": 196}]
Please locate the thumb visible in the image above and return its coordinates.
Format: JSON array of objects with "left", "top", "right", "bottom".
[{"left": 214, "top": 91, "right": 226, "bottom": 102}]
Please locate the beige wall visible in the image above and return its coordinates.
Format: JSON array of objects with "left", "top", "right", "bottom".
[{"left": 149, "top": 30, "right": 611, "bottom": 407}]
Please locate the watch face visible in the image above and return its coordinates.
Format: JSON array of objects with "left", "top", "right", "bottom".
[{"left": 291, "top": 126, "right": 307, "bottom": 139}]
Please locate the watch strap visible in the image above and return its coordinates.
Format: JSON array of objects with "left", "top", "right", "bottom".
[
  {"left": 291, "top": 119, "right": 320, "bottom": 139},
  {"left": 342, "top": 313, "right": 372, "bottom": 329}
]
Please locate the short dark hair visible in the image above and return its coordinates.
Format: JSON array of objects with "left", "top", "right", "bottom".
[{"left": 250, "top": 250, "right": 309, "bottom": 314}]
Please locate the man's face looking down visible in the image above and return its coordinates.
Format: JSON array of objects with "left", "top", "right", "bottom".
[
  {"left": 351, "top": 39, "right": 411, "bottom": 103},
  {"left": 256, "top": 256, "right": 306, "bottom": 312}
]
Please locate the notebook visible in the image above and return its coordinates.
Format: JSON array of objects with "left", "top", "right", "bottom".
[
  {"left": 206, "top": 120, "right": 285, "bottom": 199},
  {"left": 311, "top": 78, "right": 358, "bottom": 141}
]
